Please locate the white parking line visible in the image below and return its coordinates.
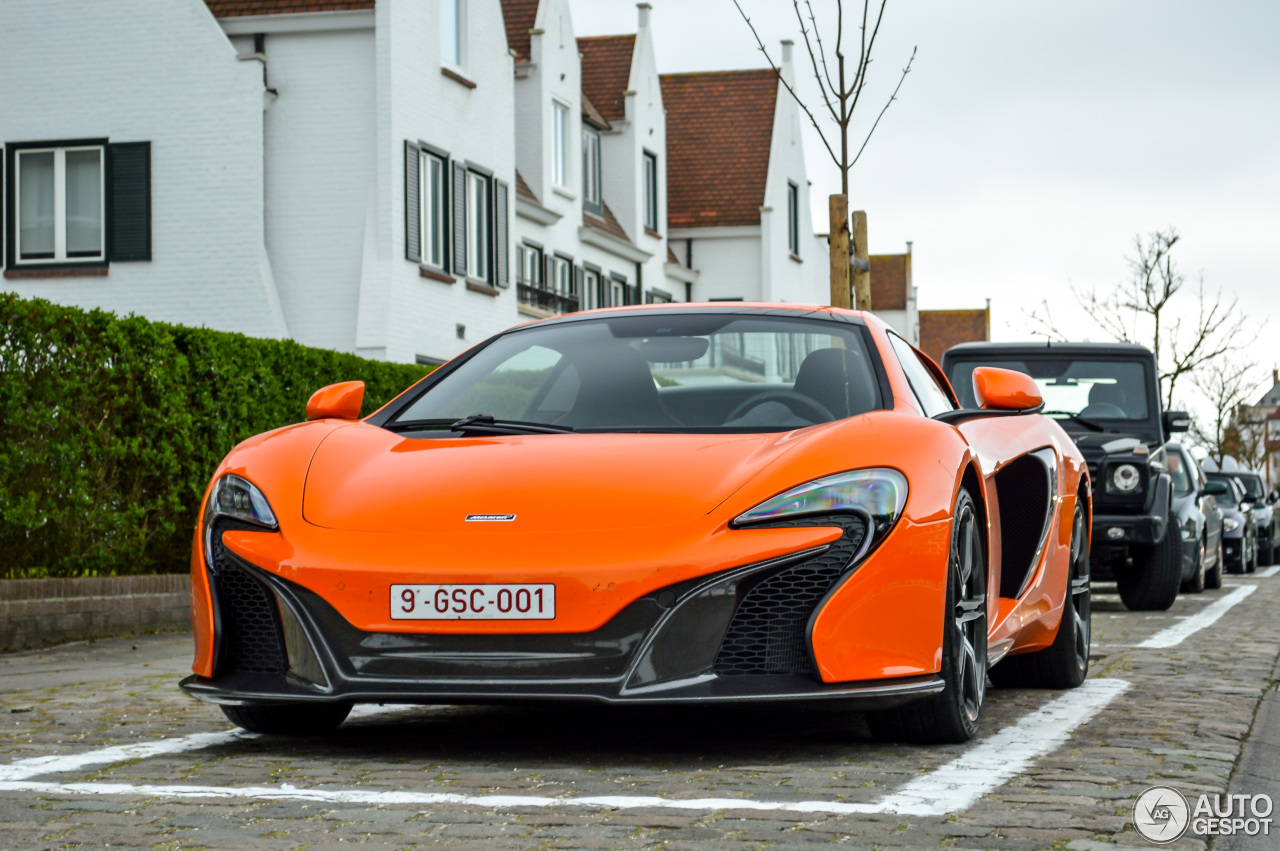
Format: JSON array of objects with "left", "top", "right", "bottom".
[
  {"left": 1257, "top": 566, "right": 1280, "bottom": 578},
  {"left": 1137, "top": 585, "right": 1256, "bottom": 649},
  {"left": 875, "top": 677, "right": 1131, "bottom": 816},
  {"left": 0, "top": 679, "right": 1130, "bottom": 816}
]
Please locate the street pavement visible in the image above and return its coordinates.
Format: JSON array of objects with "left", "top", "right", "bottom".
[{"left": 1, "top": 572, "right": 1278, "bottom": 850}]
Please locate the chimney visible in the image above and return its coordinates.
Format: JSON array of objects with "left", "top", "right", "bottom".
[
  {"left": 780, "top": 39, "right": 794, "bottom": 85},
  {"left": 1274, "top": 368, "right": 1278, "bottom": 386},
  {"left": 637, "top": 2, "right": 651, "bottom": 28}
]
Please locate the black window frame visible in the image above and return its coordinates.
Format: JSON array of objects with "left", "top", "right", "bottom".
[
  {"left": 582, "top": 126, "right": 603, "bottom": 217},
  {"left": 786, "top": 180, "right": 800, "bottom": 257},
  {"left": 642, "top": 149, "right": 659, "bottom": 233}
]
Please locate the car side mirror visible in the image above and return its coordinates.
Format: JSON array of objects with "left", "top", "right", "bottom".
[
  {"left": 973, "top": 366, "right": 1043, "bottom": 411},
  {"left": 1163, "top": 411, "right": 1191, "bottom": 433},
  {"left": 1270, "top": 490, "right": 1280, "bottom": 504},
  {"left": 306, "top": 381, "right": 365, "bottom": 421},
  {"left": 1201, "top": 481, "right": 1229, "bottom": 497}
]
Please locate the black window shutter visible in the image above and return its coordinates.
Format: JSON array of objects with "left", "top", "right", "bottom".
[
  {"left": 544, "top": 253, "right": 554, "bottom": 292},
  {"left": 452, "top": 161, "right": 468, "bottom": 276},
  {"left": 574, "top": 265, "right": 584, "bottom": 307},
  {"left": 106, "top": 142, "right": 151, "bottom": 262},
  {"left": 404, "top": 141, "right": 421, "bottom": 263},
  {"left": 494, "top": 179, "right": 509, "bottom": 288}
]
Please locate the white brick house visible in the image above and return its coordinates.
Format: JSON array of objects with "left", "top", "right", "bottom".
[
  {"left": 663, "top": 43, "right": 824, "bottom": 305},
  {"left": 504, "top": 0, "right": 690, "bottom": 317},
  {"left": 2, "top": 0, "right": 820, "bottom": 364}
]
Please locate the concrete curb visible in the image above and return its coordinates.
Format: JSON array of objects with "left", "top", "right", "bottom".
[{"left": 0, "top": 575, "right": 190, "bottom": 651}]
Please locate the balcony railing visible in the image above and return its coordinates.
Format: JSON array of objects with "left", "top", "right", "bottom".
[{"left": 518, "top": 282, "right": 579, "bottom": 315}]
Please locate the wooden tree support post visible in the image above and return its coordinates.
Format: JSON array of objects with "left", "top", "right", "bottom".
[
  {"left": 851, "top": 210, "right": 870, "bottom": 311},
  {"left": 829, "top": 194, "right": 851, "bottom": 309}
]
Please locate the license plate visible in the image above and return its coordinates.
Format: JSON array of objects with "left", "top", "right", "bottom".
[{"left": 391, "top": 584, "right": 556, "bottom": 620}]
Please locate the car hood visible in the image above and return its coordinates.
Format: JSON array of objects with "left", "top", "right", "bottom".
[{"left": 301, "top": 423, "right": 819, "bottom": 533}]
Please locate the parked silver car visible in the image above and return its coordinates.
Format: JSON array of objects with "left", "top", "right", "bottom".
[{"left": 1167, "top": 444, "right": 1225, "bottom": 591}]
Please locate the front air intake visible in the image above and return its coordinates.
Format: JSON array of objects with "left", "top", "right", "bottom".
[
  {"left": 713, "top": 515, "right": 867, "bottom": 677},
  {"left": 211, "top": 537, "right": 286, "bottom": 675}
]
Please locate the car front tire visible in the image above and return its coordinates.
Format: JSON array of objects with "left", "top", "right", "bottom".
[
  {"left": 221, "top": 702, "right": 353, "bottom": 735},
  {"left": 1118, "top": 522, "right": 1181, "bottom": 611},
  {"left": 1206, "top": 538, "right": 1224, "bottom": 590},
  {"left": 1181, "top": 534, "right": 1206, "bottom": 594},
  {"left": 868, "top": 489, "right": 986, "bottom": 744}
]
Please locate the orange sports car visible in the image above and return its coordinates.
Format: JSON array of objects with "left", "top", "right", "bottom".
[{"left": 182, "top": 304, "right": 1091, "bottom": 743}]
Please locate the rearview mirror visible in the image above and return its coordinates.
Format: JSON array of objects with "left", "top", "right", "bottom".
[
  {"left": 973, "top": 366, "right": 1043, "bottom": 411},
  {"left": 306, "top": 381, "right": 365, "bottom": 421},
  {"left": 1163, "top": 410, "right": 1191, "bottom": 433},
  {"left": 1201, "top": 481, "right": 1229, "bottom": 497}
]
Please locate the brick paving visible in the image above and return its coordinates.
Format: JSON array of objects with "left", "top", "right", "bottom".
[{"left": 1, "top": 575, "right": 1277, "bottom": 850}]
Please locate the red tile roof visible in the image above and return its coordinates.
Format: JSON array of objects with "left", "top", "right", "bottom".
[
  {"left": 578, "top": 35, "right": 636, "bottom": 124},
  {"left": 660, "top": 69, "right": 778, "bottom": 229},
  {"left": 515, "top": 170, "right": 538, "bottom": 204},
  {"left": 581, "top": 93, "right": 611, "bottom": 131},
  {"left": 919, "top": 309, "right": 989, "bottom": 363},
  {"left": 584, "top": 202, "right": 632, "bottom": 245},
  {"left": 204, "top": 0, "right": 372, "bottom": 17},
  {"left": 869, "top": 253, "right": 910, "bottom": 310},
  {"left": 500, "top": 0, "right": 539, "bottom": 63}
]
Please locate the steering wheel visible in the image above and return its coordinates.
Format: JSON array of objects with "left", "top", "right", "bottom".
[
  {"left": 725, "top": 390, "right": 835, "bottom": 424},
  {"left": 1079, "top": 403, "right": 1126, "bottom": 419}
]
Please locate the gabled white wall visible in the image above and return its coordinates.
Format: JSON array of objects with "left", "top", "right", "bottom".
[
  {"left": 367, "top": 0, "right": 516, "bottom": 363},
  {"left": 0, "top": 0, "right": 283, "bottom": 337}
]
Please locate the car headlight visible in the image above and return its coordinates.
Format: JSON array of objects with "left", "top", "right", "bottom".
[
  {"left": 734, "top": 469, "right": 908, "bottom": 545},
  {"left": 1109, "top": 463, "right": 1142, "bottom": 494},
  {"left": 1223, "top": 517, "right": 1241, "bottom": 533},
  {"left": 203, "top": 474, "right": 279, "bottom": 570}
]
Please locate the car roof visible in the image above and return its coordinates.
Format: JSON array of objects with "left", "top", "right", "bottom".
[
  {"left": 527, "top": 302, "right": 871, "bottom": 329},
  {"left": 943, "top": 341, "right": 1155, "bottom": 359}
]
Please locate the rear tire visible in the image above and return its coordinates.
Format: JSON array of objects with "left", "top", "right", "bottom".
[
  {"left": 1118, "top": 523, "right": 1181, "bottom": 611},
  {"left": 1181, "top": 535, "right": 1206, "bottom": 594},
  {"left": 1246, "top": 535, "right": 1258, "bottom": 573},
  {"left": 990, "top": 501, "right": 1090, "bottom": 690},
  {"left": 1205, "top": 538, "right": 1224, "bottom": 590},
  {"left": 221, "top": 702, "right": 352, "bottom": 735},
  {"left": 868, "top": 489, "right": 986, "bottom": 744},
  {"left": 1259, "top": 530, "right": 1274, "bottom": 566}
]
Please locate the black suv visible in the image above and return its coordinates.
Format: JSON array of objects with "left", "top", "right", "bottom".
[{"left": 942, "top": 342, "right": 1190, "bottom": 611}]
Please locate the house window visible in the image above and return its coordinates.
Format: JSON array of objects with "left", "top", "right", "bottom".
[
  {"left": 553, "top": 101, "right": 569, "bottom": 188},
  {"left": 643, "top": 151, "right": 659, "bottom": 233},
  {"left": 15, "top": 146, "right": 103, "bottom": 264},
  {"left": 441, "top": 0, "right": 464, "bottom": 67},
  {"left": 787, "top": 181, "right": 800, "bottom": 257},
  {"left": 466, "top": 170, "right": 490, "bottom": 281},
  {"left": 420, "top": 150, "right": 446, "bottom": 269},
  {"left": 645, "top": 288, "right": 673, "bottom": 304},
  {"left": 609, "top": 273, "right": 628, "bottom": 307},
  {"left": 550, "top": 254, "right": 573, "bottom": 298},
  {"left": 582, "top": 126, "right": 602, "bottom": 216},
  {"left": 518, "top": 242, "right": 543, "bottom": 287},
  {"left": 582, "top": 267, "right": 601, "bottom": 310}
]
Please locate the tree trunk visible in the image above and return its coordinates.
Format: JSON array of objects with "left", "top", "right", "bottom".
[
  {"left": 851, "top": 209, "right": 870, "bottom": 311},
  {"left": 829, "top": 194, "right": 851, "bottom": 309}
]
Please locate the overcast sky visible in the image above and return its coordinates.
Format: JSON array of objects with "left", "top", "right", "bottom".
[{"left": 570, "top": 0, "right": 1280, "bottom": 393}]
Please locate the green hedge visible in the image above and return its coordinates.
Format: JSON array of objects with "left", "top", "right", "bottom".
[{"left": 0, "top": 294, "right": 430, "bottom": 579}]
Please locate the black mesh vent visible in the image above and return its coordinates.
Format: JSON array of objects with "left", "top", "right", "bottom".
[
  {"left": 212, "top": 537, "right": 285, "bottom": 675},
  {"left": 713, "top": 515, "right": 867, "bottom": 677}
]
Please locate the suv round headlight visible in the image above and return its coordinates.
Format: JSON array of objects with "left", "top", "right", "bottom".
[{"left": 1111, "top": 464, "right": 1141, "bottom": 494}]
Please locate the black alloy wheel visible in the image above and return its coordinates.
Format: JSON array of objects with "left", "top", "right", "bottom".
[
  {"left": 990, "top": 500, "right": 1091, "bottom": 689},
  {"left": 868, "top": 489, "right": 987, "bottom": 743}
]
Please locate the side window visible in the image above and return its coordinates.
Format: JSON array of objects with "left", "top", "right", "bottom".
[{"left": 888, "top": 333, "right": 954, "bottom": 417}]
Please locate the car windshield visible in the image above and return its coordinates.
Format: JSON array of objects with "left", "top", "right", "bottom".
[
  {"left": 947, "top": 357, "right": 1150, "bottom": 422},
  {"left": 1234, "top": 474, "right": 1265, "bottom": 499},
  {"left": 390, "top": 312, "right": 883, "bottom": 433},
  {"left": 1168, "top": 450, "right": 1195, "bottom": 496},
  {"left": 1209, "top": 475, "right": 1239, "bottom": 506}
]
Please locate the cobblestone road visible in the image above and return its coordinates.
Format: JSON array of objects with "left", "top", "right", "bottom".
[{"left": 2, "top": 572, "right": 1278, "bottom": 850}]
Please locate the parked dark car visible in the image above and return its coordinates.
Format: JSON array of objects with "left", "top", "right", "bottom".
[
  {"left": 1205, "top": 472, "right": 1257, "bottom": 574},
  {"left": 1227, "top": 470, "right": 1275, "bottom": 566},
  {"left": 943, "top": 342, "right": 1190, "bottom": 611},
  {"left": 1167, "top": 443, "right": 1225, "bottom": 591}
]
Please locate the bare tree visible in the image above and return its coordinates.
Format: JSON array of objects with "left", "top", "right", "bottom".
[
  {"left": 1192, "top": 358, "right": 1265, "bottom": 469},
  {"left": 1026, "top": 228, "right": 1254, "bottom": 409},
  {"left": 732, "top": 0, "right": 916, "bottom": 310}
]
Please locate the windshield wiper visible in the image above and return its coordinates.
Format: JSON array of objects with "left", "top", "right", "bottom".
[
  {"left": 387, "top": 414, "right": 574, "bottom": 436},
  {"left": 1042, "top": 410, "right": 1106, "bottom": 432}
]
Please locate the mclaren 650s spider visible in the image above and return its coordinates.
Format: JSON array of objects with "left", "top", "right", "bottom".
[{"left": 182, "top": 304, "right": 1092, "bottom": 743}]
